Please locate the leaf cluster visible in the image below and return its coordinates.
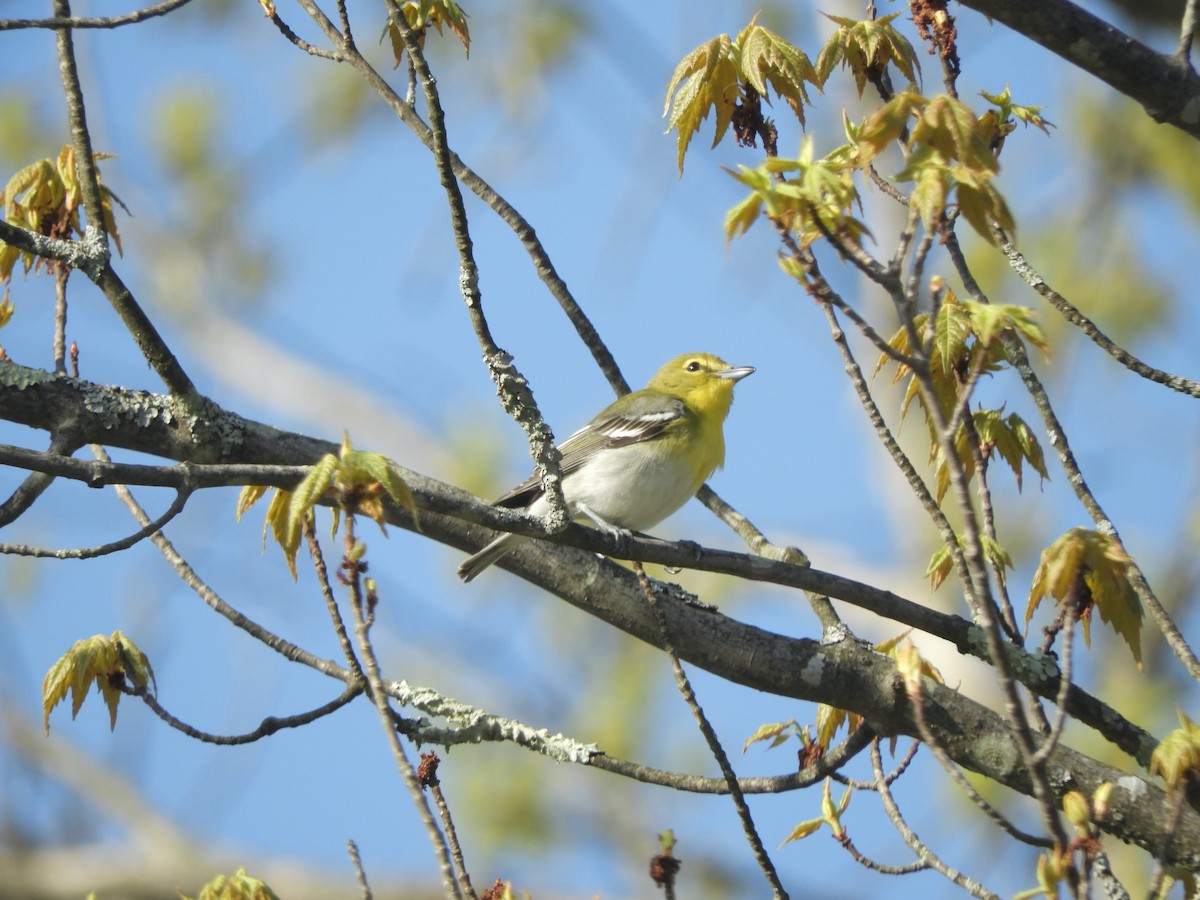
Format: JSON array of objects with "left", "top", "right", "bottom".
[
  {"left": 815, "top": 11, "right": 920, "bottom": 97},
  {"left": 238, "top": 435, "right": 416, "bottom": 578},
  {"left": 877, "top": 288, "right": 1049, "bottom": 503},
  {"left": 1026, "top": 527, "right": 1143, "bottom": 667},
  {"left": 858, "top": 89, "right": 1015, "bottom": 244},
  {"left": 387, "top": 0, "right": 471, "bottom": 67},
  {"left": 781, "top": 778, "right": 851, "bottom": 845},
  {"left": 725, "top": 135, "right": 867, "bottom": 250},
  {"left": 663, "top": 17, "right": 817, "bottom": 173},
  {"left": 42, "top": 630, "right": 155, "bottom": 733},
  {"left": 927, "top": 533, "right": 1013, "bottom": 591},
  {"left": 977, "top": 85, "right": 1054, "bottom": 156},
  {"left": 0, "top": 145, "right": 123, "bottom": 287},
  {"left": 182, "top": 866, "right": 280, "bottom": 900},
  {"left": 1151, "top": 711, "right": 1200, "bottom": 790}
]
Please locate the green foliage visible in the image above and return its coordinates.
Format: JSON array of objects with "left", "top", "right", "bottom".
[
  {"left": 663, "top": 16, "right": 816, "bottom": 173},
  {"left": 928, "top": 533, "right": 1014, "bottom": 591},
  {"left": 977, "top": 85, "right": 1054, "bottom": 155},
  {"left": 1150, "top": 710, "right": 1200, "bottom": 791},
  {"left": 1014, "top": 847, "right": 1073, "bottom": 899},
  {"left": 238, "top": 435, "right": 417, "bottom": 579},
  {"left": 815, "top": 11, "right": 920, "bottom": 95},
  {"left": 876, "top": 288, "right": 1049, "bottom": 503},
  {"left": 781, "top": 778, "right": 850, "bottom": 845},
  {"left": 743, "top": 718, "right": 806, "bottom": 752},
  {"left": 808, "top": 633, "right": 941, "bottom": 751},
  {"left": 387, "top": 0, "right": 471, "bottom": 66},
  {"left": 876, "top": 90, "right": 1015, "bottom": 244},
  {"left": 0, "top": 145, "right": 123, "bottom": 287},
  {"left": 724, "top": 136, "right": 867, "bottom": 249},
  {"left": 42, "top": 631, "right": 155, "bottom": 733},
  {"left": 1026, "top": 528, "right": 1143, "bottom": 667},
  {"left": 181, "top": 867, "right": 280, "bottom": 900}
]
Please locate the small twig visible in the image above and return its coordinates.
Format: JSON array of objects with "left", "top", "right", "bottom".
[
  {"left": 347, "top": 840, "right": 373, "bottom": 900},
  {"left": 838, "top": 833, "right": 928, "bottom": 875},
  {"left": 870, "top": 739, "right": 999, "bottom": 898},
  {"left": 632, "top": 562, "right": 790, "bottom": 899},
  {"left": 52, "top": 0, "right": 195, "bottom": 396},
  {"left": 383, "top": 3, "right": 568, "bottom": 530},
  {"left": 95, "top": 446, "right": 351, "bottom": 682},
  {"left": 831, "top": 739, "right": 919, "bottom": 790},
  {"left": 905, "top": 669, "right": 1054, "bottom": 848},
  {"left": 305, "top": 520, "right": 366, "bottom": 684},
  {"left": 0, "top": 486, "right": 190, "bottom": 559},
  {"left": 0, "top": 432, "right": 80, "bottom": 526},
  {"left": 53, "top": 266, "right": 69, "bottom": 376},
  {"left": 343, "top": 515, "right": 465, "bottom": 900},
  {"left": 996, "top": 227, "right": 1200, "bottom": 398},
  {"left": 593, "top": 725, "right": 874, "bottom": 794},
  {"left": 335, "top": 0, "right": 353, "bottom": 49},
  {"left": 125, "top": 682, "right": 358, "bottom": 744},
  {"left": 267, "top": 9, "right": 344, "bottom": 60},
  {"left": 418, "top": 752, "right": 478, "bottom": 900},
  {"left": 0, "top": 0, "right": 195, "bottom": 30},
  {"left": 1178, "top": 0, "right": 1198, "bottom": 62},
  {"left": 1029, "top": 590, "right": 1078, "bottom": 767},
  {"left": 694, "top": 484, "right": 838, "bottom": 631}
]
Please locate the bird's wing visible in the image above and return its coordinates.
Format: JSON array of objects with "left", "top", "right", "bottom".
[{"left": 493, "top": 393, "right": 688, "bottom": 509}]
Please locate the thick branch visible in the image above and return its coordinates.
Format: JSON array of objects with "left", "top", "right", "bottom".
[
  {"left": 957, "top": 0, "right": 1200, "bottom": 138},
  {"left": 0, "top": 360, "right": 1158, "bottom": 768}
]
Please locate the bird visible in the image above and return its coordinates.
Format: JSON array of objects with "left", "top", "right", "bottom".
[{"left": 457, "top": 352, "right": 754, "bottom": 582}]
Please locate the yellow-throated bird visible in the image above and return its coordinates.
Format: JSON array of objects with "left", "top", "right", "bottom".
[{"left": 457, "top": 352, "right": 754, "bottom": 582}]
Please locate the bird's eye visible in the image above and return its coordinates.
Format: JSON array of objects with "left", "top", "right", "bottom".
[{"left": 686, "top": 360, "right": 702, "bottom": 372}]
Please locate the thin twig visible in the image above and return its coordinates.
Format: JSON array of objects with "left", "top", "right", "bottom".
[
  {"left": 870, "top": 739, "right": 999, "bottom": 898},
  {"left": 342, "top": 515, "right": 465, "bottom": 900},
  {"left": 996, "top": 228, "right": 1200, "bottom": 398},
  {"left": 0, "top": 486, "right": 190, "bottom": 559},
  {"left": 0, "top": 432, "right": 80, "bottom": 526},
  {"left": 831, "top": 739, "right": 919, "bottom": 790},
  {"left": 347, "top": 840, "right": 373, "bottom": 900},
  {"left": 0, "top": 0, "right": 195, "bottom": 30},
  {"left": 838, "top": 834, "right": 929, "bottom": 875},
  {"left": 267, "top": 9, "right": 344, "bottom": 60},
  {"left": 419, "top": 753, "right": 478, "bottom": 900},
  {"left": 1029, "top": 590, "right": 1078, "bottom": 767},
  {"left": 96, "top": 446, "right": 351, "bottom": 682},
  {"left": 305, "top": 520, "right": 366, "bottom": 684},
  {"left": 906, "top": 669, "right": 1054, "bottom": 849},
  {"left": 126, "top": 682, "right": 359, "bottom": 744},
  {"left": 381, "top": 3, "right": 568, "bottom": 531},
  {"left": 53, "top": 266, "right": 69, "bottom": 376},
  {"left": 1178, "top": 0, "right": 1199, "bottom": 61},
  {"left": 50, "top": 2, "right": 196, "bottom": 395},
  {"left": 632, "top": 562, "right": 790, "bottom": 899},
  {"left": 592, "top": 725, "right": 874, "bottom": 794}
]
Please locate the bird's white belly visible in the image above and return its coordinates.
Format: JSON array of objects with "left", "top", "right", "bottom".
[{"left": 531, "top": 442, "right": 702, "bottom": 533}]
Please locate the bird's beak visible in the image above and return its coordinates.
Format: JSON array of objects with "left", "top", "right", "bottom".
[{"left": 718, "top": 365, "right": 755, "bottom": 382}]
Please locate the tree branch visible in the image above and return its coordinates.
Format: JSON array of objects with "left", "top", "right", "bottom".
[
  {"left": 956, "top": 0, "right": 1200, "bottom": 139},
  {"left": 0, "top": 361, "right": 1159, "bottom": 768}
]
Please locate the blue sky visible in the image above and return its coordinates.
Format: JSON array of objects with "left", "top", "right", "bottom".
[{"left": 2, "top": 0, "right": 1199, "bottom": 896}]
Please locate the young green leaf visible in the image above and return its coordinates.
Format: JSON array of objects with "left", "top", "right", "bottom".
[
  {"left": 1027, "top": 528, "right": 1144, "bottom": 667},
  {"left": 815, "top": 11, "right": 920, "bottom": 95},
  {"left": 1150, "top": 710, "right": 1200, "bottom": 791},
  {"left": 737, "top": 21, "right": 815, "bottom": 123},
  {"left": 663, "top": 33, "right": 738, "bottom": 173},
  {"left": 241, "top": 437, "right": 417, "bottom": 578},
  {"left": 42, "top": 631, "right": 155, "bottom": 733}
]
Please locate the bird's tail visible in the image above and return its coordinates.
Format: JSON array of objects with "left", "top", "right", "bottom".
[{"left": 457, "top": 532, "right": 527, "bottom": 582}]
